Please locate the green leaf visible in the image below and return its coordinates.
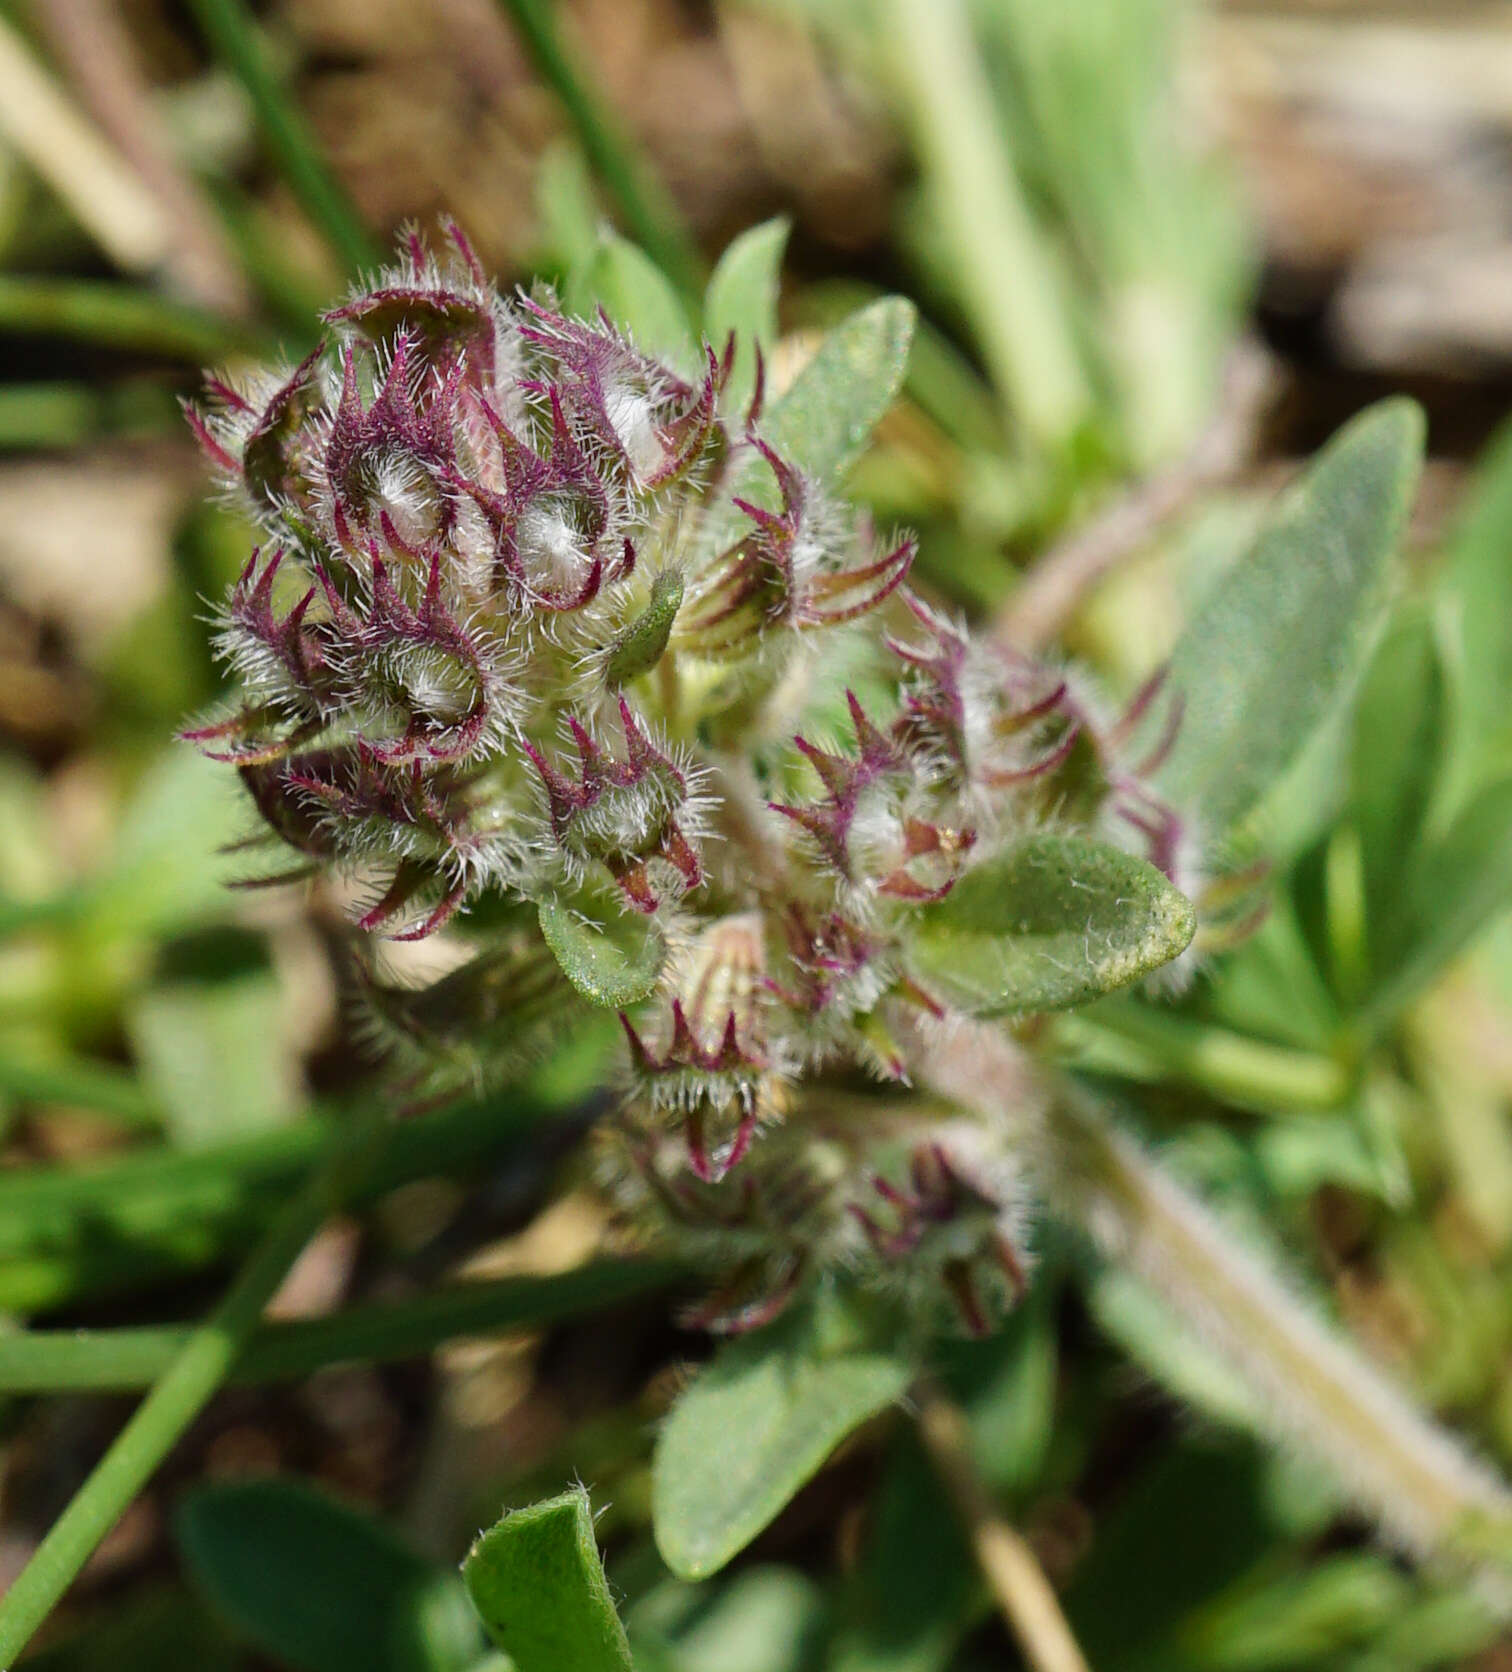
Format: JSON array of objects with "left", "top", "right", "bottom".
[
  {"left": 704, "top": 217, "right": 790, "bottom": 415},
  {"left": 605, "top": 567, "right": 684, "bottom": 686},
  {"left": 1064, "top": 1439, "right": 1283, "bottom": 1671},
  {"left": 1443, "top": 412, "right": 1512, "bottom": 784},
  {"left": 177, "top": 1478, "right": 481, "bottom": 1672},
  {"left": 1350, "top": 606, "right": 1447, "bottom": 961},
  {"left": 937, "top": 1277, "right": 1060, "bottom": 1499},
  {"left": 652, "top": 1300, "right": 910, "bottom": 1580},
  {"left": 1182, "top": 1552, "right": 1408, "bottom": 1669},
  {"left": 628, "top": 1566, "right": 827, "bottom": 1672},
  {"left": 535, "top": 139, "right": 602, "bottom": 277},
  {"left": 581, "top": 234, "right": 696, "bottom": 371},
  {"left": 537, "top": 893, "right": 664, "bottom": 1008},
  {"left": 763, "top": 297, "right": 915, "bottom": 487},
  {"left": 909, "top": 835, "right": 1195, "bottom": 1016},
  {"left": 1366, "top": 776, "right": 1512, "bottom": 1026},
  {"left": 698, "top": 297, "right": 916, "bottom": 561},
  {"left": 1156, "top": 398, "right": 1424, "bottom": 833},
  {"left": 463, "top": 1486, "right": 633, "bottom": 1672}
]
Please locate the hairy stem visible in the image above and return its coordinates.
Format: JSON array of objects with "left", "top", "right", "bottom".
[
  {"left": 910, "top": 1014, "right": 1512, "bottom": 1601},
  {"left": 916, "top": 1378, "right": 1091, "bottom": 1672},
  {"left": 0, "top": 1108, "right": 388, "bottom": 1664}
]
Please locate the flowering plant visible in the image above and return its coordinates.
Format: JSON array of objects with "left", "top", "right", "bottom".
[
  {"left": 170, "top": 224, "right": 1512, "bottom": 1621},
  {"left": 184, "top": 223, "right": 1210, "bottom": 1342}
]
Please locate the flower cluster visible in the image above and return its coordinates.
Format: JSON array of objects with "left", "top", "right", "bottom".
[{"left": 189, "top": 226, "right": 1210, "bottom": 1337}]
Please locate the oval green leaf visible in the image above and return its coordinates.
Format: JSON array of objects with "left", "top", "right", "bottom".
[
  {"left": 700, "top": 296, "right": 916, "bottom": 562},
  {"left": 465, "top": 1486, "right": 633, "bottom": 1672},
  {"left": 652, "top": 1303, "right": 910, "bottom": 1580},
  {"left": 764, "top": 296, "right": 915, "bottom": 487},
  {"left": 537, "top": 894, "right": 665, "bottom": 1009},
  {"left": 1155, "top": 397, "right": 1425, "bottom": 834},
  {"left": 909, "top": 834, "right": 1196, "bottom": 1016}
]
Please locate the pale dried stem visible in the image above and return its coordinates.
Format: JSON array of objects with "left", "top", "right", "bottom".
[
  {"left": 916, "top": 1377, "right": 1093, "bottom": 1672},
  {"left": 995, "top": 338, "right": 1277, "bottom": 652},
  {"left": 35, "top": 0, "right": 250, "bottom": 312},
  {"left": 0, "top": 12, "right": 167, "bottom": 275}
]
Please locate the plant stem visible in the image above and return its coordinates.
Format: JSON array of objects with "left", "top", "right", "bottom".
[
  {"left": 495, "top": 0, "right": 703, "bottom": 297},
  {"left": 884, "top": 0, "right": 1091, "bottom": 452},
  {"left": 0, "top": 275, "right": 264, "bottom": 361},
  {"left": 916, "top": 1378, "right": 1091, "bottom": 1672},
  {"left": 1054, "top": 1089, "right": 1512, "bottom": 1588},
  {"left": 910, "top": 1015, "right": 1512, "bottom": 1599},
  {"left": 0, "top": 1108, "right": 389, "bottom": 1666},
  {"left": 0, "top": 1260, "right": 682, "bottom": 1393},
  {"left": 181, "top": 0, "right": 380, "bottom": 275}
]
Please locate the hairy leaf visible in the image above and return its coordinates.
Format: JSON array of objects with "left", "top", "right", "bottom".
[
  {"left": 700, "top": 297, "right": 915, "bottom": 560},
  {"left": 909, "top": 835, "right": 1195, "bottom": 1015},
  {"left": 538, "top": 893, "right": 664, "bottom": 1008},
  {"left": 464, "top": 1486, "right": 633, "bottom": 1672},
  {"left": 177, "top": 1479, "right": 480, "bottom": 1672},
  {"left": 764, "top": 297, "right": 915, "bottom": 486},
  {"left": 653, "top": 1302, "right": 910, "bottom": 1580},
  {"left": 704, "top": 216, "right": 790, "bottom": 416},
  {"left": 1156, "top": 398, "right": 1424, "bottom": 833}
]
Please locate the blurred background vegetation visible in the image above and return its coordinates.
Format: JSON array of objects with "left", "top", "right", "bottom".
[{"left": 1, "top": 0, "right": 1512, "bottom": 1666}]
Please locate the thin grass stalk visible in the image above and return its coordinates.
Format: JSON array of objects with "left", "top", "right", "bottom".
[
  {"left": 495, "top": 0, "right": 703, "bottom": 297},
  {"left": 0, "top": 1106, "right": 390, "bottom": 1664},
  {"left": 0, "top": 1261, "right": 683, "bottom": 1394},
  {"left": 181, "top": 0, "right": 380, "bottom": 274}
]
